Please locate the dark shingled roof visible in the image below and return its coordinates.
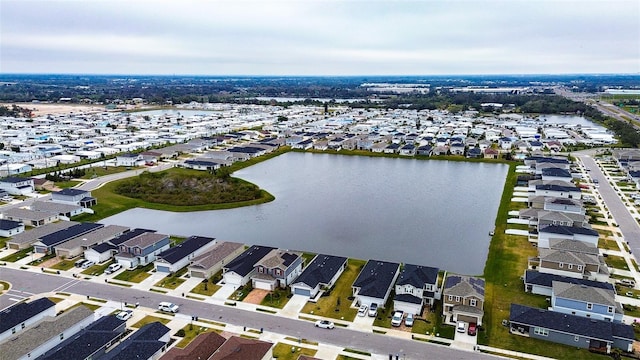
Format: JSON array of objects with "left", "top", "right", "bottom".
[
  {"left": 55, "top": 188, "right": 89, "bottom": 197},
  {"left": 509, "top": 304, "right": 634, "bottom": 342},
  {"left": 353, "top": 260, "right": 400, "bottom": 298},
  {"left": 224, "top": 245, "right": 276, "bottom": 277},
  {"left": 0, "top": 176, "right": 30, "bottom": 183},
  {"left": 535, "top": 184, "right": 581, "bottom": 193},
  {"left": 0, "top": 298, "right": 55, "bottom": 334},
  {"left": 395, "top": 264, "right": 439, "bottom": 288},
  {"left": 541, "top": 168, "right": 571, "bottom": 177},
  {"left": 39, "top": 222, "right": 103, "bottom": 247},
  {"left": 540, "top": 225, "right": 599, "bottom": 237},
  {"left": 100, "top": 322, "right": 170, "bottom": 360},
  {"left": 293, "top": 254, "right": 347, "bottom": 288},
  {"left": 526, "top": 156, "right": 569, "bottom": 164},
  {"left": 90, "top": 242, "right": 117, "bottom": 254},
  {"left": 0, "top": 219, "right": 22, "bottom": 230},
  {"left": 110, "top": 228, "right": 155, "bottom": 246},
  {"left": 157, "top": 236, "right": 216, "bottom": 264},
  {"left": 524, "top": 270, "right": 614, "bottom": 291},
  {"left": 394, "top": 293, "right": 423, "bottom": 304},
  {"left": 37, "top": 315, "right": 126, "bottom": 360}
]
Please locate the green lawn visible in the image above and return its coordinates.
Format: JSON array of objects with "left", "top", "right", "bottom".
[
  {"left": 412, "top": 302, "right": 454, "bottom": 339},
  {"left": 0, "top": 280, "right": 11, "bottom": 293},
  {"left": 81, "top": 260, "right": 114, "bottom": 276},
  {"left": 114, "top": 263, "right": 154, "bottom": 283},
  {"left": 174, "top": 324, "right": 218, "bottom": 348},
  {"left": 81, "top": 166, "right": 136, "bottom": 179},
  {"left": 190, "top": 271, "right": 223, "bottom": 296},
  {"left": 259, "top": 287, "right": 293, "bottom": 309},
  {"left": 51, "top": 259, "right": 77, "bottom": 270},
  {"left": 1, "top": 247, "right": 33, "bottom": 262},
  {"left": 598, "top": 238, "right": 620, "bottom": 251},
  {"left": 55, "top": 180, "right": 82, "bottom": 189},
  {"left": 131, "top": 315, "right": 171, "bottom": 328},
  {"left": 301, "top": 259, "right": 364, "bottom": 321},
  {"left": 481, "top": 163, "right": 607, "bottom": 359},
  {"left": 0, "top": 237, "right": 8, "bottom": 249},
  {"left": 271, "top": 342, "right": 317, "bottom": 360},
  {"left": 605, "top": 254, "right": 629, "bottom": 270}
]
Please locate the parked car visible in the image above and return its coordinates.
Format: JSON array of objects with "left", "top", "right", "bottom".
[
  {"left": 315, "top": 320, "right": 335, "bottom": 329},
  {"left": 158, "top": 302, "right": 179, "bottom": 313},
  {"left": 357, "top": 304, "right": 368, "bottom": 317},
  {"left": 368, "top": 303, "right": 378, "bottom": 317},
  {"left": 456, "top": 321, "right": 466, "bottom": 333},
  {"left": 105, "top": 263, "right": 122, "bottom": 274},
  {"left": 116, "top": 310, "right": 133, "bottom": 321},
  {"left": 81, "top": 260, "right": 95, "bottom": 269},
  {"left": 391, "top": 311, "right": 404, "bottom": 327},
  {"left": 620, "top": 279, "right": 636, "bottom": 287},
  {"left": 75, "top": 259, "right": 88, "bottom": 268},
  {"left": 468, "top": 322, "right": 477, "bottom": 336},
  {"left": 404, "top": 313, "right": 414, "bottom": 327}
]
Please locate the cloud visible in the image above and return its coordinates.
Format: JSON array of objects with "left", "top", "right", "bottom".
[{"left": 1, "top": 0, "right": 638, "bottom": 75}]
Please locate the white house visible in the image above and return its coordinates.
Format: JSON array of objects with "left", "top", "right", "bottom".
[
  {"left": 154, "top": 236, "right": 217, "bottom": 273},
  {"left": 0, "top": 177, "right": 34, "bottom": 195},
  {"left": 0, "top": 219, "right": 25, "bottom": 237}
]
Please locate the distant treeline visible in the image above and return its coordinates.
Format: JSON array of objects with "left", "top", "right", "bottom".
[{"left": 0, "top": 104, "right": 32, "bottom": 118}]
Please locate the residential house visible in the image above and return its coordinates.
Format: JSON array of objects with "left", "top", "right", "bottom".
[
  {"left": 399, "top": 144, "right": 416, "bottom": 156},
  {"left": 187, "top": 241, "right": 246, "bottom": 279},
  {"left": 222, "top": 245, "right": 276, "bottom": 288},
  {"left": 115, "top": 232, "right": 171, "bottom": 269},
  {"left": 37, "top": 315, "right": 127, "bottom": 360},
  {"left": 537, "top": 225, "right": 599, "bottom": 248},
  {"left": 393, "top": 264, "right": 439, "bottom": 315},
  {"left": 535, "top": 184, "right": 582, "bottom": 200},
  {"left": 290, "top": 254, "right": 348, "bottom": 298},
  {"left": 352, "top": 260, "right": 400, "bottom": 309},
  {"left": 154, "top": 236, "right": 217, "bottom": 273},
  {"left": 541, "top": 168, "right": 572, "bottom": 182},
  {"left": 1, "top": 208, "right": 59, "bottom": 228},
  {"left": 30, "top": 201, "right": 86, "bottom": 219},
  {"left": 115, "top": 153, "right": 144, "bottom": 167},
  {"left": 416, "top": 145, "right": 432, "bottom": 156},
  {"left": 509, "top": 304, "right": 634, "bottom": 353},
  {"left": 551, "top": 281, "right": 623, "bottom": 323},
  {"left": 54, "top": 224, "right": 129, "bottom": 260},
  {"left": 161, "top": 332, "right": 227, "bottom": 360},
  {"left": 0, "top": 219, "right": 24, "bottom": 237},
  {"left": 252, "top": 249, "right": 304, "bottom": 290},
  {"left": 5, "top": 221, "right": 78, "bottom": 250},
  {"left": 99, "top": 322, "right": 170, "bottom": 360},
  {"left": 0, "top": 306, "right": 95, "bottom": 360},
  {"left": 442, "top": 274, "right": 485, "bottom": 326},
  {"left": 466, "top": 147, "right": 482, "bottom": 158},
  {"left": 51, "top": 188, "right": 97, "bottom": 208},
  {"left": 208, "top": 336, "right": 273, "bottom": 360},
  {"left": 0, "top": 177, "right": 34, "bottom": 195},
  {"left": 523, "top": 270, "right": 615, "bottom": 297},
  {"left": 484, "top": 148, "right": 499, "bottom": 159},
  {"left": 183, "top": 159, "right": 222, "bottom": 171},
  {"left": 33, "top": 222, "right": 104, "bottom": 254},
  {"left": 0, "top": 298, "right": 56, "bottom": 342},
  {"left": 544, "top": 197, "right": 585, "bottom": 215},
  {"left": 529, "top": 245, "right": 608, "bottom": 282},
  {"left": 83, "top": 228, "right": 153, "bottom": 264}
]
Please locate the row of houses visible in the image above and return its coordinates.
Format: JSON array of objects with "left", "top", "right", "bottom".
[
  {"left": 508, "top": 156, "right": 635, "bottom": 354},
  {"left": 0, "top": 298, "right": 275, "bottom": 360}
]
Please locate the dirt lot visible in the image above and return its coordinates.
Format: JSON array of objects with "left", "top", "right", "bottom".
[{"left": 244, "top": 289, "right": 270, "bottom": 304}]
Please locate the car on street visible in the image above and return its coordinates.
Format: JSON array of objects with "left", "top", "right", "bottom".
[
  {"left": 116, "top": 310, "right": 133, "bottom": 321},
  {"left": 158, "top": 302, "right": 179, "bottom": 313},
  {"left": 315, "top": 320, "right": 335, "bottom": 329},
  {"left": 81, "top": 260, "right": 95, "bottom": 269},
  {"left": 391, "top": 311, "right": 404, "bottom": 327},
  {"left": 105, "top": 263, "right": 122, "bottom": 274},
  {"left": 457, "top": 321, "right": 467, "bottom": 333},
  {"left": 468, "top": 322, "right": 477, "bottom": 336},
  {"left": 404, "top": 313, "right": 414, "bottom": 327},
  {"left": 357, "top": 304, "right": 368, "bottom": 317},
  {"left": 368, "top": 303, "right": 378, "bottom": 317}
]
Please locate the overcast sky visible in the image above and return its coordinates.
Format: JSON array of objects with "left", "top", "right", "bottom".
[{"left": 1, "top": 0, "right": 638, "bottom": 75}]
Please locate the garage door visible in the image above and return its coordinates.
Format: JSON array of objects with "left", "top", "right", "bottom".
[
  {"left": 156, "top": 265, "right": 171, "bottom": 273},
  {"left": 293, "top": 287, "right": 311, "bottom": 297},
  {"left": 191, "top": 271, "right": 206, "bottom": 278},
  {"left": 457, "top": 315, "right": 477, "bottom": 323},
  {"left": 253, "top": 279, "right": 274, "bottom": 290}
]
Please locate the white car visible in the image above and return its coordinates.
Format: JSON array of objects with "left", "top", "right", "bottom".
[
  {"left": 314, "top": 320, "right": 335, "bottom": 329},
  {"left": 81, "top": 260, "right": 95, "bottom": 269},
  {"left": 116, "top": 310, "right": 133, "bottom": 321},
  {"left": 391, "top": 311, "right": 403, "bottom": 327},
  {"left": 457, "top": 321, "right": 467, "bottom": 333},
  {"left": 105, "top": 263, "right": 122, "bottom": 274},
  {"left": 158, "top": 302, "right": 179, "bottom": 313},
  {"left": 357, "top": 304, "right": 368, "bottom": 317}
]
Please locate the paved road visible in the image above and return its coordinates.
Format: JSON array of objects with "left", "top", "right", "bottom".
[
  {"left": 577, "top": 154, "right": 640, "bottom": 256},
  {"left": 0, "top": 268, "right": 494, "bottom": 360}
]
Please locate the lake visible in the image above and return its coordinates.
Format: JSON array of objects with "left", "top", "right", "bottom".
[{"left": 102, "top": 153, "right": 508, "bottom": 275}]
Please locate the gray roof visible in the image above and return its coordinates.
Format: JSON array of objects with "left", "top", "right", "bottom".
[
  {"left": 2, "top": 207, "right": 58, "bottom": 222},
  {"left": 549, "top": 238, "right": 598, "bottom": 255},
  {"left": 539, "top": 248, "right": 599, "bottom": 266},
  {"left": 444, "top": 275, "right": 485, "bottom": 300},
  {"left": 30, "top": 201, "right": 83, "bottom": 214},
  {"left": 552, "top": 281, "right": 617, "bottom": 307},
  {"left": 254, "top": 249, "right": 302, "bottom": 271},
  {"left": 189, "top": 241, "right": 244, "bottom": 270},
  {"left": 0, "top": 306, "right": 94, "bottom": 360},
  {"left": 54, "top": 225, "right": 130, "bottom": 252},
  {"left": 538, "top": 210, "right": 586, "bottom": 224},
  {"left": 121, "top": 232, "right": 168, "bottom": 249},
  {"left": 7, "top": 221, "right": 78, "bottom": 247}
]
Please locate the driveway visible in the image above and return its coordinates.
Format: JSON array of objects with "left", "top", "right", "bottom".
[
  {"left": 244, "top": 289, "right": 269, "bottom": 304},
  {"left": 279, "top": 294, "right": 308, "bottom": 318}
]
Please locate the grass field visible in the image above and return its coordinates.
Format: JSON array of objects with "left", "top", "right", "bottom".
[
  {"left": 131, "top": 315, "right": 170, "bottom": 328},
  {"left": 301, "top": 259, "right": 364, "bottom": 321},
  {"left": 259, "top": 287, "right": 292, "bottom": 309},
  {"left": 114, "top": 263, "right": 154, "bottom": 283},
  {"left": 174, "top": 324, "right": 218, "bottom": 348},
  {"left": 271, "top": 343, "right": 317, "bottom": 360},
  {"left": 51, "top": 259, "right": 77, "bottom": 270}
]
